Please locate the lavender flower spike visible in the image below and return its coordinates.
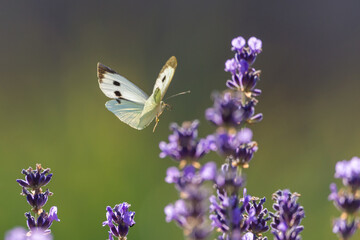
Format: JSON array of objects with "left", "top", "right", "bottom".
[{"left": 103, "top": 202, "right": 135, "bottom": 240}]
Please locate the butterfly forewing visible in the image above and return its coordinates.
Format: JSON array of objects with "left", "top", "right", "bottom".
[
  {"left": 152, "top": 56, "right": 177, "bottom": 99},
  {"left": 97, "top": 63, "right": 149, "bottom": 104}
]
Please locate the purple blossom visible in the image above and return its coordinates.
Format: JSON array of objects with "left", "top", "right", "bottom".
[
  {"left": 329, "top": 183, "right": 360, "bottom": 214},
  {"left": 210, "top": 128, "right": 258, "bottom": 168},
  {"left": 206, "top": 92, "right": 262, "bottom": 128},
  {"left": 246, "top": 197, "right": 270, "bottom": 235},
  {"left": 164, "top": 164, "right": 215, "bottom": 239},
  {"left": 215, "top": 161, "right": 244, "bottom": 195},
  {"left": 22, "top": 188, "right": 51, "bottom": 210},
  {"left": 210, "top": 188, "right": 256, "bottom": 240},
  {"left": 234, "top": 37, "right": 262, "bottom": 66},
  {"left": 335, "top": 156, "right": 360, "bottom": 189},
  {"left": 270, "top": 190, "right": 305, "bottom": 240},
  {"left": 231, "top": 37, "right": 246, "bottom": 51},
  {"left": 25, "top": 206, "right": 60, "bottom": 234},
  {"left": 248, "top": 37, "right": 262, "bottom": 54},
  {"left": 225, "top": 58, "right": 239, "bottom": 74},
  {"left": 332, "top": 218, "right": 358, "bottom": 240},
  {"left": 103, "top": 202, "right": 135, "bottom": 240},
  {"left": 17, "top": 164, "right": 52, "bottom": 190},
  {"left": 159, "top": 120, "right": 213, "bottom": 163}
]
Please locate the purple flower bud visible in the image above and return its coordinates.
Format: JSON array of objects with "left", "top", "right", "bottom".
[{"left": 159, "top": 120, "right": 212, "bottom": 163}]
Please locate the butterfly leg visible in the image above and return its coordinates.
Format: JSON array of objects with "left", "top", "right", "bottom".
[{"left": 153, "top": 116, "right": 160, "bottom": 132}]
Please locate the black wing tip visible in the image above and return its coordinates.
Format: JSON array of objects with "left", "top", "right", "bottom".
[{"left": 97, "top": 62, "right": 117, "bottom": 82}]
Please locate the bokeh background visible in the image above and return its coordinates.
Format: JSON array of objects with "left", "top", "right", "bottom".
[{"left": 1, "top": 0, "right": 360, "bottom": 239}]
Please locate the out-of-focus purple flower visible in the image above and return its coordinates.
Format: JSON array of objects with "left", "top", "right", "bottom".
[
  {"left": 231, "top": 37, "right": 246, "bottom": 51},
  {"left": 25, "top": 207, "right": 60, "bottom": 234},
  {"left": 159, "top": 120, "right": 213, "bottom": 164},
  {"left": 270, "top": 190, "right": 305, "bottom": 240},
  {"left": 200, "top": 162, "right": 217, "bottom": 181},
  {"left": 225, "top": 58, "right": 239, "bottom": 74},
  {"left": 165, "top": 163, "right": 215, "bottom": 239},
  {"left": 164, "top": 200, "right": 188, "bottom": 225},
  {"left": 215, "top": 161, "right": 244, "bottom": 195},
  {"left": 248, "top": 37, "right": 262, "bottom": 54},
  {"left": 329, "top": 183, "right": 360, "bottom": 214},
  {"left": 4, "top": 227, "right": 53, "bottom": 240},
  {"left": 335, "top": 157, "right": 360, "bottom": 189},
  {"left": 103, "top": 203, "right": 135, "bottom": 240},
  {"left": 17, "top": 164, "right": 52, "bottom": 190},
  {"left": 332, "top": 218, "right": 358, "bottom": 240},
  {"left": 5, "top": 227, "right": 27, "bottom": 240}
]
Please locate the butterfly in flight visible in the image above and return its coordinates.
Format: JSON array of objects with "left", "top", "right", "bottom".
[{"left": 97, "top": 56, "right": 177, "bottom": 132}]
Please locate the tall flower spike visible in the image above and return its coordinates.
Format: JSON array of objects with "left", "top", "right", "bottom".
[
  {"left": 103, "top": 202, "right": 136, "bottom": 240},
  {"left": 270, "top": 190, "right": 305, "bottom": 240},
  {"left": 15, "top": 164, "right": 59, "bottom": 237}
]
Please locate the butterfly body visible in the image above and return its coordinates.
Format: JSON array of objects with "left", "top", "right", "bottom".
[{"left": 98, "top": 56, "right": 177, "bottom": 131}]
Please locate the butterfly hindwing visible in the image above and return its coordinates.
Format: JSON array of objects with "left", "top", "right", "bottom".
[
  {"left": 98, "top": 63, "right": 149, "bottom": 104},
  {"left": 105, "top": 99, "right": 146, "bottom": 130}
]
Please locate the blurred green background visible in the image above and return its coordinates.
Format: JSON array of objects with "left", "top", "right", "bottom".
[{"left": 1, "top": 0, "right": 360, "bottom": 239}]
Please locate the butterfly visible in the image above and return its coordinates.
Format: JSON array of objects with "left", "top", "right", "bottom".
[{"left": 97, "top": 56, "right": 177, "bottom": 131}]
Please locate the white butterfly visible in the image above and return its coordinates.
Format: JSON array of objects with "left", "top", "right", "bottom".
[{"left": 97, "top": 56, "right": 177, "bottom": 131}]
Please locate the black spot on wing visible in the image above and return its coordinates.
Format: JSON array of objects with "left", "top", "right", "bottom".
[
  {"left": 162, "top": 76, "right": 166, "bottom": 82},
  {"left": 113, "top": 81, "right": 120, "bottom": 86},
  {"left": 116, "top": 99, "right": 121, "bottom": 104},
  {"left": 114, "top": 91, "right": 122, "bottom": 97}
]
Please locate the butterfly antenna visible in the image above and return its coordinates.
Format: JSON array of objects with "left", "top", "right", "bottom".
[{"left": 165, "top": 90, "right": 191, "bottom": 101}]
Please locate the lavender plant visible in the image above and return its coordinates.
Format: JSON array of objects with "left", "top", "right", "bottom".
[
  {"left": 5, "top": 164, "right": 59, "bottom": 240},
  {"left": 160, "top": 36, "right": 296, "bottom": 240},
  {"left": 206, "top": 36, "right": 271, "bottom": 240},
  {"left": 102, "top": 202, "right": 136, "bottom": 240},
  {"left": 329, "top": 157, "right": 360, "bottom": 239}
]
